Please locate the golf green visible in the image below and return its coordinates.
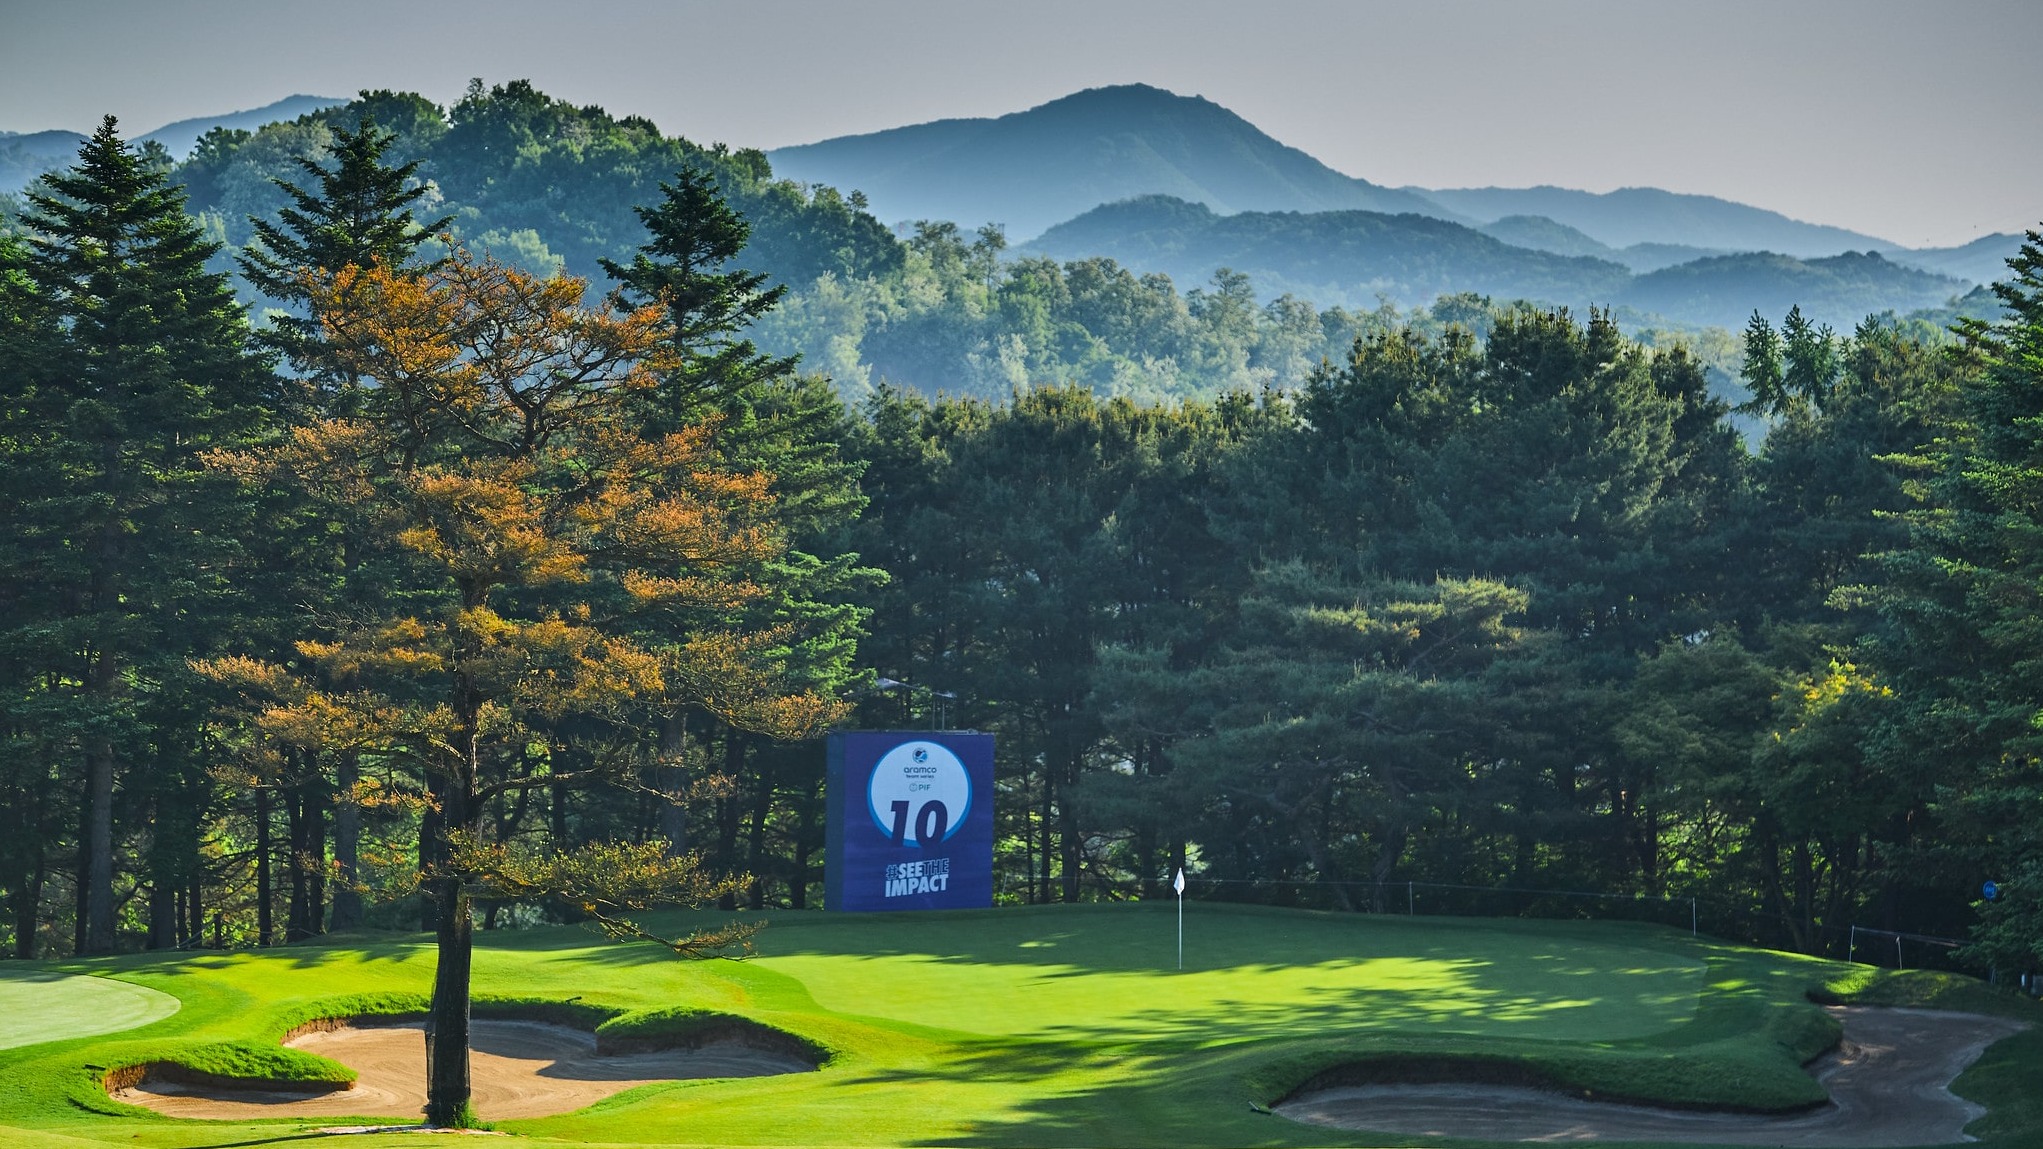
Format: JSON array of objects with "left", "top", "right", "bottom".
[{"left": 0, "top": 969, "right": 179, "bottom": 1050}]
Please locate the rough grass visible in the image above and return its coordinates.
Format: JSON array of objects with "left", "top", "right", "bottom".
[{"left": 0, "top": 902, "right": 2033, "bottom": 1149}]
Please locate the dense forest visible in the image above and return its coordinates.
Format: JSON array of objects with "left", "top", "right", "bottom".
[{"left": 3, "top": 88, "right": 2042, "bottom": 991}]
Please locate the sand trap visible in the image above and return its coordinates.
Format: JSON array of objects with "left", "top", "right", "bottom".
[
  {"left": 114, "top": 1019, "right": 815, "bottom": 1121},
  {"left": 1277, "top": 1007, "right": 2027, "bottom": 1146}
]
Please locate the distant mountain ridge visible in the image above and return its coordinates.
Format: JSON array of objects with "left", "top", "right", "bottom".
[
  {"left": 1030, "top": 195, "right": 1969, "bottom": 331},
  {"left": 138, "top": 94, "right": 346, "bottom": 160},
  {"left": 767, "top": 83, "right": 1453, "bottom": 241},
  {"left": 1, "top": 95, "right": 345, "bottom": 194},
  {"left": 1416, "top": 185, "right": 1893, "bottom": 259},
  {"left": 770, "top": 82, "right": 2020, "bottom": 282}
]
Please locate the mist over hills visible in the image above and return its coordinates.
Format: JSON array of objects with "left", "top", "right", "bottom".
[
  {"left": 1030, "top": 195, "right": 1632, "bottom": 312},
  {"left": 3, "top": 80, "right": 2013, "bottom": 344},
  {"left": 0, "top": 95, "right": 346, "bottom": 194},
  {"left": 137, "top": 94, "right": 346, "bottom": 160},
  {"left": 766, "top": 84, "right": 1452, "bottom": 241},
  {"left": 1031, "top": 194, "right": 1969, "bottom": 331},
  {"left": 1417, "top": 184, "right": 1893, "bottom": 258}
]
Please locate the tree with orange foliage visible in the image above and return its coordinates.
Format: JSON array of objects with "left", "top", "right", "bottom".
[{"left": 200, "top": 247, "right": 841, "bottom": 1127}]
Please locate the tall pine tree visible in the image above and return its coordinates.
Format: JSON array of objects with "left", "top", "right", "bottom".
[{"left": 10, "top": 118, "right": 273, "bottom": 953}]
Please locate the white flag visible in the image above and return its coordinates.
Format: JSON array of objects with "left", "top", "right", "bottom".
[{"left": 1173, "top": 868, "right": 1185, "bottom": 895}]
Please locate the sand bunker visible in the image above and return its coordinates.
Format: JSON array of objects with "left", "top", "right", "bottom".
[
  {"left": 114, "top": 1019, "right": 815, "bottom": 1121},
  {"left": 1278, "top": 1006, "right": 2027, "bottom": 1146}
]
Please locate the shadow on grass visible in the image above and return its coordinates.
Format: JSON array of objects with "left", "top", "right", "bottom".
[{"left": 178, "top": 1134, "right": 353, "bottom": 1149}]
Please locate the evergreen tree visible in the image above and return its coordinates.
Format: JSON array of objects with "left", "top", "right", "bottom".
[
  {"left": 1874, "top": 229, "right": 2043, "bottom": 969},
  {"left": 240, "top": 115, "right": 451, "bottom": 400},
  {"left": 9, "top": 118, "right": 273, "bottom": 953}
]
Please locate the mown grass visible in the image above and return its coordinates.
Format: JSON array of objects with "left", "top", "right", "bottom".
[{"left": 0, "top": 902, "right": 2034, "bottom": 1149}]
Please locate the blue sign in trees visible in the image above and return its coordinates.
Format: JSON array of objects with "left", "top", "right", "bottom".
[{"left": 825, "top": 731, "right": 995, "bottom": 911}]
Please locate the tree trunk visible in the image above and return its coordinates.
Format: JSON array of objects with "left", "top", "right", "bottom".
[
  {"left": 329, "top": 753, "right": 363, "bottom": 931},
  {"left": 658, "top": 716, "right": 688, "bottom": 855},
  {"left": 745, "top": 755, "right": 774, "bottom": 909},
  {"left": 146, "top": 882, "right": 175, "bottom": 950},
  {"left": 286, "top": 782, "right": 309, "bottom": 941},
  {"left": 255, "top": 785, "right": 273, "bottom": 947},
  {"left": 716, "top": 732, "right": 744, "bottom": 911},
  {"left": 83, "top": 732, "right": 117, "bottom": 953},
  {"left": 423, "top": 873, "right": 473, "bottom": 1127},
  {"left": 14, "top": 855, "right": 44, "bottom": 960},
  {"left": 1039, "top": 775, "right": 1055, "bottom": 905},
  {"left": 418, "top": 801, "right": 442, "bottom": 931},
  {"left": 1059, "top": 799, "right": 1081, "bottom": 903}
]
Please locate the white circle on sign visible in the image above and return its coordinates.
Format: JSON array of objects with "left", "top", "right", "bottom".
[{"left": 867, "top": 741, "right": 972, "bottom": 846}]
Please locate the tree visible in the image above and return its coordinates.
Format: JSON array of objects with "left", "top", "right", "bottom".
[
  {"left": 200, "top": 248, "right": 840, "bottom": 1126},
  {"left": 240, "top": 114, "right": 451, "bottom": 395},
  {"left": 1873, "top": 229, "right": 2043, "bottom": 968},
  {"left": 237, "top": 113, "right": 452, "bottom": 935},
  {"left": 8, "top": 118, "right": 273, "bottom": 954}
]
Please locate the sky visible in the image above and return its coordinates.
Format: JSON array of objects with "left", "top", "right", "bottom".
[{"left": 2, "top": 0, "right": 2037, "bottom": 249}]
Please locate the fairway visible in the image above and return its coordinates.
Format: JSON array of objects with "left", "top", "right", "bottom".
[
  {"left": 0, "top": 902, "right": 2035, "bottom": 1149},
  {"left": 0, "top": 969, "right": 179, "bottom": 1050}
]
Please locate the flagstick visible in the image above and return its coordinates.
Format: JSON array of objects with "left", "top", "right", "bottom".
[{"left": 1174, "top": 867, "right": 1185, "bottom": 971}]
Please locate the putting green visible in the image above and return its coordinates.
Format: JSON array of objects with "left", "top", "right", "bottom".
[
  {"left": 754, "top": 908, "right": 1708, "bottom": 1043},
  {"left": 0, "top": 970, "right": 178, "bottom": 1050}
]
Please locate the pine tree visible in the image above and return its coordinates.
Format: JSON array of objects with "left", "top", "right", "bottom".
[
  {"left": 602, "top": 164, "right": 791, "bottom": 429},
  {"left": 10, "top": 118, "right": 273, "bottom": 953},
  {"left": 200, "top": 247, "right": 839, "bottom": 1125},
  {"left": 240, "top": 115, "right": 451, "bottom": 404},
  {"left": 1874, "top": 229, "right": 2043, "bottom": 969}
]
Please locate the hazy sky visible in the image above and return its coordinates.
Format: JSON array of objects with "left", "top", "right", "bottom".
[{"left": 3, "top": 0, "right": 2037, "bottom": 248}]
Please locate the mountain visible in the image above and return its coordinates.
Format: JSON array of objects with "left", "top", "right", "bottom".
[
  {"left": 1029, "top": 195, "right": 1631, "bottom": 311},
  {"left": 1476, "top": 214, "right": 1725, "bottom": 272},
  {"left": 1618, "top": 250, "right": 1966, "bottom": 330},
  {"left": 1416, "top": 185, "right": 1895, "bottom": 258},
  {"left": 1030, "top": 196, "right": 1970, "bottom": 331},
  {"left": 0, "top": 129, "right": 90, "bottom": 195},
  {"left": 1880, "top": 232, "right": 2027, "bottom": 287},
  {"left": 766, "top": 83, "right": 1454, "bottom": 241},
  {"left": 138, "top": 94, "right": 347, "bottom": 159},
  {"left": 0, "top": 96, "right": 347, "bottom": 195}
]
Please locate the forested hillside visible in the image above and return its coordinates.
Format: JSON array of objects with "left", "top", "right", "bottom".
[
  {"left": 3, "top": 81, "right": 1989, "bottom": 407},
  {"left": 4, "top": 85, "right": 2042, "bottom": 985}
]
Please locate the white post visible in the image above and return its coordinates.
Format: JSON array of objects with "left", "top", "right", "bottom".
[
  {"left": 1173, "top": 867, "right": 1186, "bottom": 971},
  {"left": 1849, "top": 925, "right": 1857, "bottom": 965}
]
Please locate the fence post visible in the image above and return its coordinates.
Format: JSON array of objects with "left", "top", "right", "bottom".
[
  {"left": 1408, "top": 880, "right": 1414, "bottom": 916},
  {"left": 1690, "top": 897, "right": 1697, "bottom": 937},
  {"left": 1849, "top": 925, "right": 1856, "bottom": 965},
  {"left": 1896, "top": 934, "right": 1905, "bottom": 971}
]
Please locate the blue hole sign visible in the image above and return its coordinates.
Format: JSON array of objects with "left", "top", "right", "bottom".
[{"left": 1983, "top": 880, "right": 2000, "bottom": 901}]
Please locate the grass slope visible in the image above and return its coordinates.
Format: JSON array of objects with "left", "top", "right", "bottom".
[{"left": 0, "top": 903, "right": 2035, "bottom": 1149}]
